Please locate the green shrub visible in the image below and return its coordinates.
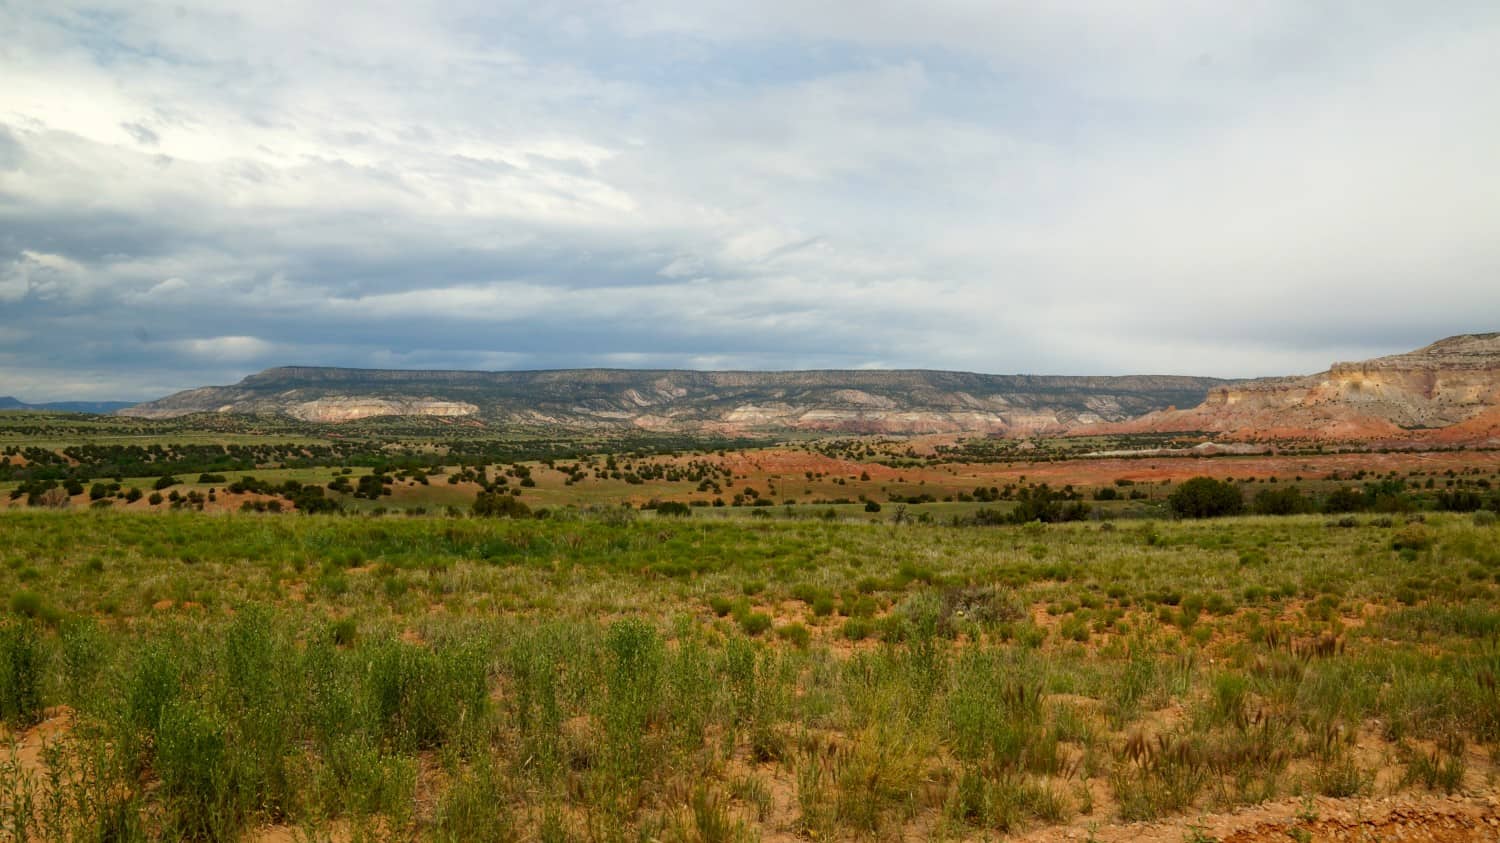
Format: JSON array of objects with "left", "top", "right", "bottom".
[
  {"left": 328, "top": 615, "right": 357, "bottom": 645},
  {"left": 776, "top": 622, "right": 811, "bottom": 649},
  {"left": 126, "top": 644, "right": 181, "bottom": 733},
  {"left": 1253, "top": 486, "right": 1314, "bottom": 516},
  {"left": 0, "top": 622, "right": 45, "bottom": 728},
  {"left": 602, "top": 618, "right": 663, "bottom": 781},
  {"left": 431, "top": 763, "right": 515, "bottom": 842},
  {"left": 843, "top": 595, "right": 878, "bottom": 618},
  {"left": 1322, "top": 486, "right": 1365, "bottom": 513},
  {"left": 59, "top": 617, "right": 107, "bottom": 699},
  {"left": 1058, "top": 615, "right": 1090, "bottom": 642},
  {"left": 156, "top": 698, "right": 234, "bottom": 838},
  {"left": 1391, "top": 524, "right": 1432, "bottom": 552},
  {"left": 841, "top": 617, "right": 874, "bottom": 641},
  {"left": 7, "top": 589, "right": 43, "bottom": 618},
  {"left": 472, "top": 491, "right": 532, "bottom": 518},
  {"left": 1402, "top": 747, "right": 1466, "bottom": 794},
  {"left": 1168, "top": 477, "right": 1244, "bottom": 519},
  {"left": 1177, "top": 594, "right": 1204, "bottom": 630},
  {"left": 1312, "top": 752, "right": 1370, "bottom": 797},
  {"left": 811, "top": 595, "right": 835, "bottom": 617},
  {"left": 654, "top": 501, "right": 692, "bottom": 517},
  {"left": 736, "top": 609, "right": 773, "bottom": 636},
  {"left": 366, "top": 637, "right": 489, "bottom": 752}
]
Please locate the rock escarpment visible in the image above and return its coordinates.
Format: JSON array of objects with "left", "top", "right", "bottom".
[
  {"left": 120, "top": 335, "right": 1500, "bottom": 440},
  {"left": 120, "top": 367, "right": 1227, "bottom": 434},
  {"left": 286, "top": 399, "right": 480, "bottom": 423},
  {"left": 1108, "top": 333, "right": 1500, "bottom": 442}
]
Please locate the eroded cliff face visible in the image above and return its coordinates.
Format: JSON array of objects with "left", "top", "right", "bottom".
[
  {"left": 1101, "top": 333, "right": 1500, "bottom": 442},
  {"left": 111, "top": 336, "right": 1500, "bottom": 440},
  {"left": 286, "top": 399, "right": 479, "bottom": 423},
  {"left": 118, "top": 367, "right": 1226, "bottom": 433}
]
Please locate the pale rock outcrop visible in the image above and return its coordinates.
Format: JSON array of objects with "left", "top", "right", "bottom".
[{"left": 1096, "top": 333, "right": 1500, "bottom": 442}]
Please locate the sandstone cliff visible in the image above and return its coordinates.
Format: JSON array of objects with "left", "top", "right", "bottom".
[
  {"left": 1101, "top": 333, "right": 1500, "bottom": 442},
  {"left": 119, "top": 367, "right": 1227, "bottom": 434}
]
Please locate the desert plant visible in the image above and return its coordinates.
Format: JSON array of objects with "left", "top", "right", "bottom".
[
  {"left": 0, "top": 622, "right": 44, "bottom": 728},
  {"left": 1169, "top": 478, "right": 1244, "bottom": 519}
]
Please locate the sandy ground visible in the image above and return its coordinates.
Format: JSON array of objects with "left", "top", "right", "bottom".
[
  {"left": 1017, "top": 793, "right": 1500, "bottom": 843},
  {"left": 8, "top": 699, "right": 1499, "bottom": 842}
]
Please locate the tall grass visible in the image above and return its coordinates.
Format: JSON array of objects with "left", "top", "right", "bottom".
[{"left": 0, "top": 510, "right": 1496, "bottom": 838}]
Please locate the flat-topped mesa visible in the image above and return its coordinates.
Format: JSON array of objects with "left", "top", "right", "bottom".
[
  {"left": 1201, "top": 377, "right": 1308, "bottom": 406},
  {"left": 1327, "top": 336, "right": 1500, "bottom": 380},
  {"left": 1318, "top": 335, "right": 1500, "bottom": 419},
  {"left": 1099, "top": 333, "right": 1500, "bottom": 441},
  {"left": 119, "top": 367, "right": 1228, "bottom": 434},
  {"left": 116, "top": 334, "right": 1500, "bottom": 439},
  {"left": 1356, "top": 332, "right": 1500, "bottom": 366}
]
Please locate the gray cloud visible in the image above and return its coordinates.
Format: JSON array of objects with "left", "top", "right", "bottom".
[
  {"left": 1, "top": 1, "right": 1498, "bottom": 401},
  {"left": 120, "top": 122, "right": 159, "bottom": 146}
]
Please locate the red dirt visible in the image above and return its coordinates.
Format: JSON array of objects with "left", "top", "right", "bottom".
[
  {"left": 714, "top": 447, "right": 1500, "bottom": 491},
  {"left": 1, "top": 706, "right": 75, "bottom": 778},
  {"left": 955, "top": 449, "right": 1500, "bottom": 487},
  {"left": 1016, "top": 794, "right": 1500, "bottom": 843},
  {"left": 1425, "top": 406, "right": 1500, "bottom": 444},
  {"left": 719, "top": 450, "right": 904, "bottom": 480}
]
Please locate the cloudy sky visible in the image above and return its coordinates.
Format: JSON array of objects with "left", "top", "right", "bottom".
[{"left": 2, "top": 1, "right": 1498, "bottom": 401}]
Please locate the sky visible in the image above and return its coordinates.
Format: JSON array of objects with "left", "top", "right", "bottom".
[{"left": 2, "top": 1, "right": 1499, "bottom": 401}]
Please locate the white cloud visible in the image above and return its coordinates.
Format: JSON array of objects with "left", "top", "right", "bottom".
[
  {"left": 1, "top": 0, "right": 1498, "bottom": 400},
  {"left": 0, "top": 265, "right": 25, "bottom": 303},
  {"left": 0, "top": 251, "right": 92, "bottom": 302},
  {"left": 163, "top": 336, "right": 276, "bottom": 362}
]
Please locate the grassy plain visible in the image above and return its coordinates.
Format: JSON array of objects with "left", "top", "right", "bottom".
[
  {"left": 2, "top": 509, "right": 1499, "bottom": 841},
  {"left": 4, "top": 411, "right": 1500, "bottom": 839}
]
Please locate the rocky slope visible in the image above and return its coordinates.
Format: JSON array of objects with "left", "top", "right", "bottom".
[
  {"left": 119, "top": 367, "right": 1228, "bottom": 434},
  {"left": 1104, "top": 333, "right": 1500, "bottom": 442}
]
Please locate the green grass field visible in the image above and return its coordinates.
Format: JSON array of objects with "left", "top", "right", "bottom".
[{"left": 1, "top": 508, "right": 1498, "bottom": 841}]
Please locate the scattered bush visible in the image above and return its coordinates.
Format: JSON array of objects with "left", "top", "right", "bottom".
[
  {"left": 1168, "top": 477, "right": 1244, "bottom": 519},
  {"left": 775, "top": 622, "right": 811, "bottom": 648},
  {"left": 472, "top": 491, "right": 532, "bottom": 518},
  {"left": 1252, "top": 486, "right": 1314, "bottom": 515},
  {"left": 735, "top": 609, "right": 773, "bottom": 637},
  {"left": 654, "top": 501, "right": 692, "bottom": 517},
  {"left": 0, "top": 622, "right": 45, "bottom": 727},
  {"left": 1391, "top": 524, "right": 1432, "bottom": 552}
]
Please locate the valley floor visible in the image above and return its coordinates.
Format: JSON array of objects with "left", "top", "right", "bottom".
[{"left": 1, "top": 511, "right": 1498, "bottom": 841}]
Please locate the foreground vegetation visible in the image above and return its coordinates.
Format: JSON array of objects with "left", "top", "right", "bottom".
[{"left": 2, "top": 509, "right": 1498, "bottom": 841}]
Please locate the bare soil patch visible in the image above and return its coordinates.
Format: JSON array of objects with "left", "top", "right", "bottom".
[{"left": 1016, "top": 793, "right": 1500, "bottom": 843}]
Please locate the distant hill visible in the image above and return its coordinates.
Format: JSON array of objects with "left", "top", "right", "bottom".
[
  {"left": 1101, "top": 333, "right": 1500, "bottom": 443},
  {"left": 0, "top": 396, "right": 136, "bottom": 415},
  {"left": 118, "top": 367, "right": 1231, "bottom": 435},
  {"left": 120, "top": 334, "right": 1500, "bottom": 441}
]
